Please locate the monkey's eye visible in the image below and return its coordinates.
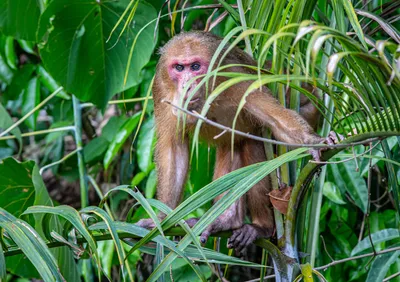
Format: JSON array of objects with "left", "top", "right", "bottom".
[
  {"left": 191, "top": 63, "right": 201, "bottom": 71},
  {"left": 175, "top": 64, "right": 184, "bottom": 72}
]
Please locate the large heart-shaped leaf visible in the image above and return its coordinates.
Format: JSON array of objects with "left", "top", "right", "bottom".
[
  {"left": 38, "top": 0, "right": 157, "bottom": 109},
  {"left": 0, "top": 0, "right": 41, "bottom": 41}
]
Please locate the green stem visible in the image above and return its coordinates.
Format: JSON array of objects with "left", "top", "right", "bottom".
[
  {"left": 284, "top": 133, "right": 396, "bottom": 261},
  {"left": 72, "top": 96, "right": 89, "bottom": 208},
  {"left": 0, "top": 87, "right": 63, "bottom": 138}
]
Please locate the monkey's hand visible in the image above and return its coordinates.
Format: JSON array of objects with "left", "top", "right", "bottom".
[
  {"left": 136, "top": 218, "right": 157, "bottom": 229},
  {"left": 227, "top": 224, "right": 273, "bottom": 256},
  {"left": 310, "top": 131, "right": 344, "bottom": 161}
]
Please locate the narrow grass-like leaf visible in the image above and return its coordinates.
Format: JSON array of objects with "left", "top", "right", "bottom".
[
  {"left": 351, "top": 229, "right": 400, "bottom": 256},
  {"left": 0, "top": 208, "right": 64, "bottom": 282},
  {"left": 81, "top": 207, "right": 125, "bottom": 270},
  {"left": 366, "top": 249, "right": 400, "bottom": 282},
  {"left": 23, "top": 205, "right": 101, "bottom": 278},
  {"left": 147, "top": 149, "right": 308, "bottom": 282}
]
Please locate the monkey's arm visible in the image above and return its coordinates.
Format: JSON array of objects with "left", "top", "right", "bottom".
[
  {"left": 245, "top": 90, "right": 323, "bottom": 144},
  {"left": 155, "top": 124, "right": 189, "bottom": 210}
]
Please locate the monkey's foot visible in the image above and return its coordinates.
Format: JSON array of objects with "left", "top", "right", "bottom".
[
  {"left": 136, "top": 218, "right": 156, "bottom": 229},
  {"left": 310, "top": 131, "right": 344, "bottom": 161},
  {"left": 227, "top": 224, "right": 271, "bottom": 255}
]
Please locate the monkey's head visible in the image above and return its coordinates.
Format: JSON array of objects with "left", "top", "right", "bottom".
[{"left": 158, "top": 32, "right": 221, "bottom": 123}]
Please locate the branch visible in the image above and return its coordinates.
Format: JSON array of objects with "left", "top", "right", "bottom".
[
  {"left": 164, "top": 100, "right": 383, "bottom": 149},
  {"left": 245, "top": 246, "right": 400, "bottom": 282}
]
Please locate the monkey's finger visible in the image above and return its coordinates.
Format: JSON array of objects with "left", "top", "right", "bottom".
[
  {"left": 228, "top": 230, "right": 244, "bottom": 249},
  {"left": 309, "top": 149, "right": 321, "bottom": 162},
  {"left": 136, "top": 218, "right": 155, "bottom": 229},
  {"left": 200, "top": 230, "right": 211, "bottom": 245},
  {"left": 185, "top": 218, "right": 199, "bottom": 228}
]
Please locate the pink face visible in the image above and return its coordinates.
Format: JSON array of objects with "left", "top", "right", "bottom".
[{"left": 168, "top": 56, "right": 208, "bottom": 104}]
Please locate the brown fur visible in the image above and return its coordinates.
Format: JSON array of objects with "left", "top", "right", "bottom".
[{"left": 139, "top": 31, "right": 323, "bottom": 250}]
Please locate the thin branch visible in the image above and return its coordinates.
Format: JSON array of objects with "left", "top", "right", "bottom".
[
  {"left": 0, "top": 126, "right": 75, "bottom": 141},
  {"left": 164, "top": 100, "right": 381, "bottom": 149},
  {"left": 309, "top": 141, "right": 381, "bottom": 164},
  {"left": 247, "top": 246, "right": 400, "bottom": 282},
  {"left": 39, "top": 149, "right": 80, "bottom": 175},
  {"left": 383, "top": 271, "right": 400, "bottom": 282},
  {"left": 80, "top": 96, "right": 153, "bottom": 108}
]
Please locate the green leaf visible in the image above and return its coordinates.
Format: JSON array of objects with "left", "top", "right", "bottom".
[
  {"left": 351, "top": 229, "right": 400, "bottom": 256},
  {"left": 5, "top": 63, "right": 35, "bottom": 99},
  {"left": 327, "top": 162, "right": 368, "bottom": 213},
  {"left": 80, "top": 206, "right": 125, "bottom": 269},
  {"left": 137, "top": 115, "right": 155, "bottom": 173},
  {"left": 22, "top": 77, "right": 41, "bottom": 130},
  {"left": 37, "top": 66, "right": 70, "bottom": 100},
  {"left": 366, "top": 249, "right": 400, "bottom": 282},
  {"left": 23, "top": 205, "right": 102, "bottom": 278},
  {"left": 4, "top": 36, "right": 17, "bottom": 70},
  {"left": 0, "top": 158, "right": 35, "bottom": 216},
  {"left": 37, "top": 0, "right": 157, "bottom": 109},
  {"left": 0, "top": 0, "right": 41, "bottom": 41},
  {"left": 323, "top": 182, "right": 346, "bottom": 205},
  {"left": 83, "top": 136, "right": 109, "bottom": 164},
  {"left": 0, "top": 208, "right": 64, "bottom": 282},
  {"left": 0, "top": 242, "right": 5, "bottom": 280},
  {"left": 0, "top": 51, "right": 14, "bottom": 84},
  {"left": 145, "top": 169, "right": 157, "bottom": 199},
  {"left": 0, "top": 106, "right": 21, "bottom": 149},
  {"left": 104, "top": 112, "right": 141, "bottom": 169}
]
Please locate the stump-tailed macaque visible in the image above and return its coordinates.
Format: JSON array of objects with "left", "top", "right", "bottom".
[{"left": 137, "top": 31, "right": 333, "bottom": 253}]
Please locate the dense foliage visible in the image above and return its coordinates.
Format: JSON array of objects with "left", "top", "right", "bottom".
[{"left": 0, "top": 0, "right": 399, "bottom": 281}]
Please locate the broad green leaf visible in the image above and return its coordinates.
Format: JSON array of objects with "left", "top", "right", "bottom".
[
  {"left": 37, "top": 66, "right": 70, "bottom": 100},
  {"left": 137, "top": 115, "right": 155, "bottom": 173},
  {"left": 366, "top": 250, "right": 400, "bottom": 282},
  {"left": 83, "top": 136, "right": 109, "bottom": 164},
  {"left": 145, "top": 169, "right": 157, "bottom": 199},
  {"left": 0, "top": 208, "right": 64, "bottom": 282},
  {"left": 37, "top": 0, "right": 157, "bottom": 109},
  {"left": 327, "top": 162, "right": 368, "bottom": 213},
  {"left": 22, "top": 77, "right": 40, "bottom": 130},
  {"left": 1, "top": 161, "right": 79, "bottom": 280},
  {"left": 0, "top": 158, "right": 35, "bottom": 216},
  {"left": 351, "top": 229, "right": 400, "bottom": 256},
  {"left": 4, "top": 36, "right": 16, "bottom": 69},
  {"left": 101, "top": 116, "right": 128, "bottom": 142},
  {"left": 104, "top": 112, "right": 141, "bottom": 169},
  {"left": 5, "top": 64, "right": 35, "bottom": 99},
  {"left": 0, "top": 0, "right": 40, "bottom": 41},
  {"left": 0, "top": 51, "right": 13, "bottom": 84},
  {"left": 323, "top": 182, "right": 346, "bottom": 205},
  {"left": 0, "top": 242, "right": 5, "bottom": 280},
  {"left": 131, "top": 171, "right": 147, "bottom": 186}
]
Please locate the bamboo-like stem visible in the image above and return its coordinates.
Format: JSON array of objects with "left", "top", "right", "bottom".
[
  {"left": 0, "top": 87, "right": 63, "bottom": 138},
  {"left": 72, "top": 96, "right": 89, "bottom": 208},
  {"left": 0, "top": 126, "right": 75, "bottom": 141},
  {"left": 39, "top": 149, "right": 79, "bottom": 175}
]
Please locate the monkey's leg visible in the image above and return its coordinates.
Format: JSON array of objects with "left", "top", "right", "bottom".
[
  {"left": 200, "top": 146, "right": 245, "bottom": 244},
  {"left": 227, "top": 140, "right": 274, "bottom": 254}
]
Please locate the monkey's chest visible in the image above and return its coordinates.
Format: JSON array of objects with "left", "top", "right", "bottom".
[{"left": 195, "top": 109, "right": 260, "bottom": 145}]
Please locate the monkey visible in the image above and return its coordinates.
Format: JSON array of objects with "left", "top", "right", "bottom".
[{"left": 137, "top": 31, "right": 334, "bottom": 253}]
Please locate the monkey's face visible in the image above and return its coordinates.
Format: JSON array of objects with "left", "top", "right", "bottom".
[{"left": 167, "top": 56, "right": 208, "bottom": 123}]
